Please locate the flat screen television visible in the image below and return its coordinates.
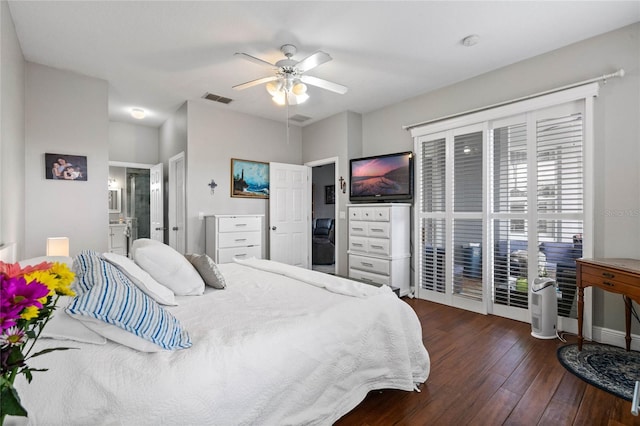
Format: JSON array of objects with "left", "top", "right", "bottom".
[{"left": 349, "top": 151, "right": 413, "bottom": 202}]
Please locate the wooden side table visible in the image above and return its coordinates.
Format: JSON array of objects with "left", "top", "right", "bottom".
[{"left": 576, "top": 258, "right": 640, "bottom": 351}]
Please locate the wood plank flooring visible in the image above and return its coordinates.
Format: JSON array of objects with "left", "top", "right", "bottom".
[{"left": 336, "top": 298, "right": 640, "bottom": 426}]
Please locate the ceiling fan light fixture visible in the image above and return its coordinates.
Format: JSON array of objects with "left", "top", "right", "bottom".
[
  {"left": 266, "top": 81, "right": 280, "bottom": 96},
  {"left": 272, "top": 92, "right": 286, "bottom": 106},
  {"left": 292, "top": 82, "right": 307, "bottom": 96}
]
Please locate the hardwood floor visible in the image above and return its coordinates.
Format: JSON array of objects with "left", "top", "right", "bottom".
[{"left": 336, "top": 298, "right": 640, "bottom": 426}]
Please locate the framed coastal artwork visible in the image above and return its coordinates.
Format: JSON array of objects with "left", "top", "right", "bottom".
[
  {"left": 230, "top": 158, "right": 269, "bottom": 199},
  {"left": 45, "top": 153, "right": 88, "bottom": 181}
]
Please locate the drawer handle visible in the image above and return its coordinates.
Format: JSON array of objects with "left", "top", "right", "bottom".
[
  {"left": 360, "top": 278, "right": 373, "bottom": 283},
  {"left": 602, "top": 272, "right": 615, "bottom": 279},
  {"left": 603, "top": 281, "right": 614, "bottom": 287},
  {"left": 371, "top": 245, "right": 383, "bottom": 249},
  {"left": 234, "top": 238, "right": 247, "bottom": 242},
  {"left": 361, "top": 262, "right": 374, "bottom": 267},
  {"left": 353, "top": 227, "right": 364, "bottom": 231},
  {"left": 235, "top": 223, "right": 248, "bottom": 227},
  {"left": 235, "top": 253, "right": 247, "bottom": 257},
  {"left": 352, "top": 243, "right": 363, "bottom": 247},
  {"left": 371, "top": 228, "right": 383, "bottom": 232}
]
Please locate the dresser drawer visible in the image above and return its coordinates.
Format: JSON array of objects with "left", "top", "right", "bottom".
[
  {"left": 349, "top": 254, "right": 390, "bottom": 275},
  {"left": 349, "top": 236, "right": 368, "bottom": 253},
  {"left": 349, "top": 221, "right": 368, "bottom": 236},
  {"left": 367, "top": 222, "right": 390, "bottom": 238},
  {"left": 349, "top": 207, "right": 390, "bottom": 222},
  {"left": 349, "top": 268, "right": 390, "bottom": 286},
  {"left": 581, "top": 264, "right": 640, "bottom": 296},
  {"left": 218, "top": 216, "right": 262, "bottom": 233},
  {"left": 367, "top": 239, "right": 390, "bottom": 256},
  {"left": 218, "top": 245, "right": 262, "bottom": 263},
  {"left": 218, "top": 231, "right": 261, "bottom": 248}
]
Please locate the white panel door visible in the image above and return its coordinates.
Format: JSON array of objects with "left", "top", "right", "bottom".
[
  {"left": 269, "top": 162, "right": 311, "bottom": 268},
  {"left": 150, "top": 162, "right": 164, "bottom": 242}
]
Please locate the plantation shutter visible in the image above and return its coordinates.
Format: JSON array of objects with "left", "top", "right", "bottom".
[
  {"left": 536, "top": 111, "right": 584, "bottom": 318},
  {"left": 491, "top": 121, "right": 530, "bottom": 310},
  {"left": 420, "top": 137, "right": 446, "bottom": 294},
  {"left": 452, "top": 131, "right": 483, "bottom": 302}
]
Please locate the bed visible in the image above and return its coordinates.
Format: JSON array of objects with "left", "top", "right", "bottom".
[{"left": 7, "top": 244, "right": 430, "bottom": 425}]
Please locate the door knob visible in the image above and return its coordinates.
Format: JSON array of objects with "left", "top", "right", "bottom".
[
  {"left": 172, "top": 226, "right": 178, "bottom": 231},
  {"left": 155, "top": 227, "right": 167, "bottom": 231},
  {"left": 271, "top": 226, "right": 277, "bottom": 230}
]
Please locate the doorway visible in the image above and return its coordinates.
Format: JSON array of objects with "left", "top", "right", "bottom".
[
  {"left": 109, "top": 161, "right": 164, "bottom": 255},
  {"left": 308, "top": 159, "right": 337, "bottom": 275}
]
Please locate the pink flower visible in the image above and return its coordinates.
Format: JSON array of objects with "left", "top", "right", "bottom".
[
  {"left": 0, "top": 275, "right": 50, "bottom": 332},
  {"left": 0, "top": 261, "right": 52, "bottom": 279}
]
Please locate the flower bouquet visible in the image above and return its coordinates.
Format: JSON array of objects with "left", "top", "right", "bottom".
[{"left": 0, "top": 261, "right": 76, "bottom": 424}]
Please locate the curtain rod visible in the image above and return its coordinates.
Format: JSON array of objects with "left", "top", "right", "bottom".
[{"left": 403, "top": 69, "right": 625, "bottom": 131}]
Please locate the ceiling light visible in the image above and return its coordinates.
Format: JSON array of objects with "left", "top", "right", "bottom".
[
  {"left": 462, "top": 34, "right": 480, "bottom": 47},
  {"left": 131, "top": 108, "right": 146, "bottom": 119},
  {"left": 266, "top": 79, "right": 309, "bottom": 106}
]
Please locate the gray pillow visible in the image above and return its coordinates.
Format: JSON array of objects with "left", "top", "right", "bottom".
[{"left": 184, "top": 253, "right": 226, "bottom": 289}]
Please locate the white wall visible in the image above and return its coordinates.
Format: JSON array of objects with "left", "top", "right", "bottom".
[
  {"left": 361, "top": 22, "right": 640, "bottom": 333},
  {"left": 185, "top": 100, "right": 302, "bottom": 255},
  {"left": 24, "top": 63, "right": 109, "bottom": 257},
  {"left": 0, "top": 0, "right": 25, "bottom": 259},
  {"left": 109, "top": 121, "right": 159, "bottom": 164}
]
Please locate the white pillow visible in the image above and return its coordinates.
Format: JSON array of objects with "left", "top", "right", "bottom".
[
  {"left": 131, "top": 239, "right": 204, "bottom": 296},
  {"left": 102, "top": 252, "right": 177, "bottom": 306},
  {"left": 41, "top": 296, "right": 106, "bottom": 345},
  {"left": 78, "top": 317, "right": 168, "bottom": 353}
]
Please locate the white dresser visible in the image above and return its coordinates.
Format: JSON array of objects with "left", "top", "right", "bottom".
[
  {"left": 347, "top": 203, "right": 411, "bottom": 296},
  {"left": 205, "top": 214, "right": 264, "bottom": 263}
]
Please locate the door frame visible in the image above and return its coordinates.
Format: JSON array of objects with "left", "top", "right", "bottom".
[
  {"left": 108, "top": 161, "right": 163, "bottom": 243},
  {"left": 168, "top": 152, "right": 186, "bottom": 253},
  {"left": 305, "top": 157, "right": 340, "bottom": 274}
]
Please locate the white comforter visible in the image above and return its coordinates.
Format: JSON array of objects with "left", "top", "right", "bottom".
[{"left": 11, "top": 260, "right": 430, "bottom": 426}]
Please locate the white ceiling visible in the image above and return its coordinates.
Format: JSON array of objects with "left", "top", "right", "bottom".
[{"left": 8, "top": 1, "right": 640, "bottom": 128}]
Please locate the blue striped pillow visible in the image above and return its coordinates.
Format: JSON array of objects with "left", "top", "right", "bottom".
[{"left": 66, "top": 250, "right": 191, "bottom": 351}]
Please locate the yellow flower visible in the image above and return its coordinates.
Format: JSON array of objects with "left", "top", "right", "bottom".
[
  {"left": 21, "top": 305, "right": 39, "bottom": 320},
  {"left": 24, "top": 270, "right": 57, "bottom": 296},
  {"left": 50, "top": 262, "right": 76, "bottom": 296},
  {"left": 23, "top": 263, "right": 76, "bottom": 297}
]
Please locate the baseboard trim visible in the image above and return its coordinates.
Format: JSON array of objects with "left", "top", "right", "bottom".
[{"left": 592, "top": 326, "right": 640, "bottom": 351}]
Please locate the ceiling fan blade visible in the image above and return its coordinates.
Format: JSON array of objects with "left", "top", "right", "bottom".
[
  {"left": 232, "top": 75, "right": 278, "bottom": 91},
  {"left": 296, "top": 51, "right": 332, "bottom": 73},
  {"left": 300, "top": 75, "right": 348, "bottom": 94},
  {"left": 234, "top": 52, "right": 276, "bottom": 68}
]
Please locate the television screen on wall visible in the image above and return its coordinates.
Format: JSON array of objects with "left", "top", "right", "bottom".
[{"left": 349, "top": 151, "right": 413, "bottom": 202}]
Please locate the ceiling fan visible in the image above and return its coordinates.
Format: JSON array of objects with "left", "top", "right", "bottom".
[{"left": 232, "top": 44, "right": 348, "bottom": 105}]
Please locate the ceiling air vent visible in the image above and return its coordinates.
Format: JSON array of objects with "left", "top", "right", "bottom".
[
  {"left": 289, "top": 114, "right": 311, "bottom": 123},
  {"left": 202, "top": 93, "right": 233, "bottom": 104}
]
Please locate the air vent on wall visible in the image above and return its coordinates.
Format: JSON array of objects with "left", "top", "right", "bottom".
[
  {"left": 289, "top": 114, "right": 311, "bottom": 123},
  {"left": 202, "top": 92, "right": 233, "bottom": 104}
]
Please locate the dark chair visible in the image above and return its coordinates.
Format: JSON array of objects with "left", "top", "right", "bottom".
[
  {"left": 312, "top": 218, "right": 335, "bottom": 265},
  {"left": 313, "top": 218, "right": 334, "bottom": 238}
]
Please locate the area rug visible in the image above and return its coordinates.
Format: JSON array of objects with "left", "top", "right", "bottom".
[{"left": 557, "top": 343, "right": 640, "bottom": 401}]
